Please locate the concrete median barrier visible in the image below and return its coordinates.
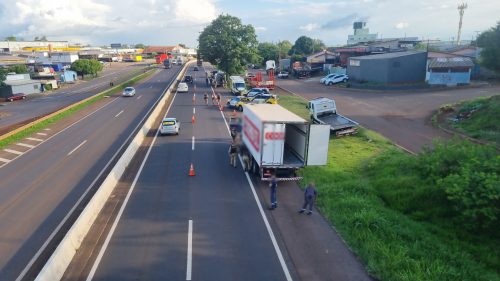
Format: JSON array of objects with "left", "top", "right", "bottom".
[{"left": 34, "top": 64, "right": 189, "bottom": 281}]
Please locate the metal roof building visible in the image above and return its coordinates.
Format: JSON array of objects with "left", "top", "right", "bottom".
[{"left": 427, "top": 57, "right": 474, "bottom": 86}]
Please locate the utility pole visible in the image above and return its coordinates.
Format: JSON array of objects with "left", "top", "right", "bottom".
[{"left": 456, "top": 3, "right": 468, "bottom": 45}]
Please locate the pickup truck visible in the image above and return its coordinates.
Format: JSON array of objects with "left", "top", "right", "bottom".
[
  {"left": 240, "top": 104, "right": 330, "bottom": 181},
  {"left": 307, "top": 97, "right": 358, "bottom": 136}
]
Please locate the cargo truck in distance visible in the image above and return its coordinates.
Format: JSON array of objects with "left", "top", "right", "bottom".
[
  {"left": 163, "top": 59, "right": 172, "bottom": 69},
  {"left": 240, "top": 104, "right": 330, "bottom": 181},
  {"left": 307, "top": 97, "right": 358, "bottom": 136},
  {"left": 230, "top": 76, "right": 246, "bottom": 95}
]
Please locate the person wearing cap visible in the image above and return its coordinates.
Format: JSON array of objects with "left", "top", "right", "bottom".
[
  {"left": 269, "top": 175, "right": 278, "bottom": 210},
  {"left": 299, "top": 182, "right": 317, "bottom": 215}
]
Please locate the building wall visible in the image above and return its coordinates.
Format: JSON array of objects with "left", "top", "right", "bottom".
[
  {"left": 428, "top": 71, "right": 471, "bottom": 85},
  {"left": 12, "top": 83, "right": 41, "bottom": 95},
  {"left": 0, "top": 41, "right": 69, "bottom": 51},
  {"left": 347, "top": 58, "right": 389, "bottom": 83}
]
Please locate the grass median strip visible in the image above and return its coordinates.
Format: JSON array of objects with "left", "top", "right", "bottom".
[
  {"left": 0, "top": 69, "right": 156, "bottom": 150},
  {"left": 279, "top": 94, "right": 500, "bottom": 281}
]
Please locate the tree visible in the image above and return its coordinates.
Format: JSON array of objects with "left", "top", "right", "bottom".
[
  {"left": 258, "top": 42, "right": 279, "bottom": 64},
  {"left": 477, "top": 22, "right": 500, "bottom": 73},
  {"left": 0, "top": 68, "right": 7, "bottom": 86},
  {"left": 198, "top": 14, "right": 259, "bottom": 75},
  {"left": 277, "top": 40, "right": 292, "bottom": 59},
  {"left": 290, "top": 36, "right": 315, "bottom": 56},
  {"left": 5, "top": 36, "right": 17, "bottom": 41},
  {"left": 135, "top": 43, "right": 146, "bottom": 49},
  {"left": 312, "top": 39, "right": 326, "bottom": 53},
  {"left": 7, "top": 64, "right": 28, "bottom": 74},
  {"left": 71, "top": 59, "right": 103, "bottom": 79}
]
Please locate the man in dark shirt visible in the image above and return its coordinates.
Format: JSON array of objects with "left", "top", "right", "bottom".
[{"left": 299, "top": 182, "right": 317, "bottom": 215}]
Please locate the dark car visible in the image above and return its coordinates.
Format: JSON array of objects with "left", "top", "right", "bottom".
[
  {"left": 193, "top": 66, "right": 199, "bottom": 71},
  {"left": 184, "top": 75, "right": 193, "bottom": 83},
  {"left": 6, "top": 93, "right": 27, "bottom": 102}
]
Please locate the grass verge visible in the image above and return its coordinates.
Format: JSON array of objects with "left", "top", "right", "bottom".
[
  {"left": 0, "top": 69, "right": 155, "bottom": 150},
  {"left": 281, "top": 95, "right": 500, "bottom": 281}
]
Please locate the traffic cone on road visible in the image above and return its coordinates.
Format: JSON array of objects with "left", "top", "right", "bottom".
[
  {"left": 189, "top": 163, "right": 196, "bottom": 176},
  {"left": 192, "top": 114, "right": 196, "bottom": 123},
  {"left": 192, "top": 93, "right": 195, "bottom": 103},
  {"left": 219, "top": 104, "right": 224, "bottom": 111}
]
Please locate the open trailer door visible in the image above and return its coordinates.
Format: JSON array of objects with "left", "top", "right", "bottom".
[{"left": 306, "top": 124, "right": 330, "bottom": 166}]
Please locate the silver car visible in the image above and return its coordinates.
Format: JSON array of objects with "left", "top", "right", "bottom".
[
  {"left": 160, "top": 118, "right": 180, "bottom": 135},
  {"left": 122, "top": 87, "right": 136, "bottom": 97}
]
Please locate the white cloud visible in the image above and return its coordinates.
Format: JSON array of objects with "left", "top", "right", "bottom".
[
  {"left": 395, "top": 22, "right": 409, "bottom": 29},
  {"left": 255, "top": 26, "right": 267, "bottom": 31},
  {"left": 299, "top": 23, "right": 320, "bottom": 31},
  {"left": 174, "top": 0, "right": 216, "bottom": 23}
]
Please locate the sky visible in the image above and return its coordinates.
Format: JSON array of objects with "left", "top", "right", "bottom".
[{"left": 0, "top": 0, "right": 499, "bottom": 47}]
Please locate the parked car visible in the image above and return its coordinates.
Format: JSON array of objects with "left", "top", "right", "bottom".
[
  {"left": 320, "top": 73, "right": 337, "bottom": 84},
  {"left": 193, "top": 66, "right": 199, "bottom": 71},
  {"left": 245, "top": 88, "right": 270, "bottom": 98},
  {"left": 160, "top": 117, "right": 180, "bottom": 135},
  {"left": 277, "top": 71, "right": 289, "bottom": 79},
  {"left": 122, "top": 87, "right": 136, "bottom": 97},
  {"left": 6, "top": 93, "right": 26, "bottom": 102},
  {"left": 227, "top": 96, "right": 243, "bottom": 108},
  {"left": 234, "top": 93, "right": 278, "bottom": 111},
  {"left": 177, "top": 82, "right": 189, "bottom": 93},
  {"left": 324, "top": 74, "right": 349, "bottom": 85}
]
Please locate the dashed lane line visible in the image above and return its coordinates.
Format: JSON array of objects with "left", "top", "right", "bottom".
[
  {"left": 4, "top": 149, "right": 23, "bottom": 155},
  {"left": 186, "top": 220, "right": 193, "bottom": 280},
  {"left": 115, "top": 110, "right": 124, "bottom": 118},
  {"left": 67, "top": 140, "right": 88, "bottom": 156},
  {"left": 26, "top": 137, "right": 44, "bottom": 142},
  {"left": 137, "top": 95, "right": 142, "bottom": 100},
  {"left": 16, "top": 143, "right": 36, "bottom": 149},
  {"left": 37, "top": 133, "right": 48, "bottom": 136}
]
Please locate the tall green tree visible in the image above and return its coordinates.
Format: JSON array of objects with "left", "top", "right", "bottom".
[
  {"left": 71, "top": 59, "right": 103, "bottom": 78},
  {"left": 312, "top": 39, "right": 326, "bottom": 53},
  {"left": 477, "top": 22, "right": 500, "bottom": 73},
  {"left": 5, "top": 35, "right": 17, "bottom": 41},
  {"left": 0, "top": 68, "right": 8, "bottom": 86},
  {"left": 134, "top": 43, "right": 146, "bottom": 49},
  {"left": 7, "top": 64, "right": 28, "bottom": 74},
  {"left": 290, "top": 36, "right": 314, "bottom": 56},
  {"left": 258, "top": 42, "right": 279, "bottom": 64},
  {"left": 198, "top": 14, "right": 259, "bottom": 75},
  {"left": 277, "top": 40, "right": 292, "bottom": 59}
]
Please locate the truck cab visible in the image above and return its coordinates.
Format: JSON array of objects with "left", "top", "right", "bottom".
[{"left": 229, "top": 76, "right": 246, "bottom": 95}]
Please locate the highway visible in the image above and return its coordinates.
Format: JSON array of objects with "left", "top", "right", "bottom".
[
  {"left": 71, "top": 66, "right": 292, "bottom": 280},
  {"left": 0, "top": 64, "right": 182, "bottom": 281},
  {"left": 0, "top": 62, "right": 151, "bottom": 134}
]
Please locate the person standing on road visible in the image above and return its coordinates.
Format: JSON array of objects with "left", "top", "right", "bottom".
[
  {"left": 228, "top": 141, "right": 238, "bottom": 168},
  {"left": 216, "top": 93, "right": 221, "bottom": 106},
  {"left": 211, "top": 93, "right": 216, "bottom": 105},
  {"left": 299, "top": 182, "right": 317, "bottom": 215},
  {"left": 269, "top": 175, "right": 278, "bottom": 210},
  {"left": 203, "top": 93, "right": 209, "bottom": 105}
]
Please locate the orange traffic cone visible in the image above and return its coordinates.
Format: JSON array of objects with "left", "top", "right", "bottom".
[
  {"left": 192, "top": 114, "right": 196, "bottom": 123},
  {"left": 219, "top": 104, "right": 224, "bottom": 111},
  {"left": 189, "top": 163, "right": 195, "bottom": 176}
]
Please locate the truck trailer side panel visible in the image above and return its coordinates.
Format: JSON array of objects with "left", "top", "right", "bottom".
[{"left": 262, "top": 123, "right": 285, "bottom": 165}]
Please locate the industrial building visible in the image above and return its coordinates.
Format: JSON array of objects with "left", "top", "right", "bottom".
[
  {"left": 347, "top": 51, "right": 427, "bottom": 84},
  {"left": 0, "top": 74, "right": 41, "bottom": 98},
  {"left": 427, "top": 57, "right": 474, "bottom": 86},
  {"left": 347, "top": 22, "right": 378, "bottom": 45}
]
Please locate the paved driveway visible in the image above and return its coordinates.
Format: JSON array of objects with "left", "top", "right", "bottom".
[{"left": 277, "top": 78, "right": 499, "bottom": 153}]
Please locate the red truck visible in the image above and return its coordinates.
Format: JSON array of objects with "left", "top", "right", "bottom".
[{"left": 155, "top": 54, "right": 168, "bottom": 64}]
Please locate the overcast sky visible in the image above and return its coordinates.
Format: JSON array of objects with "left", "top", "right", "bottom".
[{"left": 0, "top": 0, "right": 499, "bottom": 47}]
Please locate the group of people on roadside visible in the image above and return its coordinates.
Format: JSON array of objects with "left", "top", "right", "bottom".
[{"left": 203, "top": 92, "right": 221, "bottom": 106}]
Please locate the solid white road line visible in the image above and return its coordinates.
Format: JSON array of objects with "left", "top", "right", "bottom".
[
  {"left": 137, "top": 95, "right": 142, "bottom": 100},
  {"left": 67, "top": 140, "right": 87, "bottom": 156},
  {"left": 27, "top": 137, "right": 44, "bottom": 142},
  {"left": 16, "top": 143, "right": 35, "bottom": 148},
  {"left": 43, "top": 128, "right": 51, "bottom": 131},
  {"left": 217, "top": 87, "right": 293, "bottom": 281},
  {"left": 4, "top": 149, "right": 23, "bottom": 155},
  {"left": 186, "top": 220, "right": 193, "bottom": 281},
  {"left": 115, "top": 110, "right": 124, "bottom": 118},
  {"left": 37, "top": 132, "right": 48, "bottom": 136},
  {"left": 192, "top": 136, "right": 195, "bottom": 151},
  {"left": 86, "top": 91, "right": 179, "bottom": 281},
  {"left": 0, "top": 157, "right": 11, "bottom": 163},
  {"left": 193, "top": 107, "right": 195, "bottom": 114}
]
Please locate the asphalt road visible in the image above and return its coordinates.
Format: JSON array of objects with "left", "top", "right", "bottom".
[
  {"left": 0, "top": 61, "right": 153, "bottom": 133},
  {"left": 0, "top": 65, "right": 181, "bottom": 281},
  {"left": 84, "top": 66, "right": 291, "bottom": 281},
  {"left": 277, "top": 78, "right": 499, "bottom": 152}
]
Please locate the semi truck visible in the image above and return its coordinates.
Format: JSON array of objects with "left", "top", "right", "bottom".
[
  {"left": 240, "top": 104, "right": 330, "bottom": 181},
  {"left": 307, "top": 97, "right": 358, "bottom": 136}
]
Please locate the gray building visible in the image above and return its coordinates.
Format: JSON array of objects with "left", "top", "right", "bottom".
[
  {"left": 0, "top": 74, "right": 41, "bottom": 98},
  {"left": 347, "top": 51, "right": 427, "bottom": 84}
]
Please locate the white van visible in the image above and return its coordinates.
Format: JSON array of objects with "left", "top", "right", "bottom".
[
  {"left": 160, "top": 118, "right": 180, "bottom": 135},
  {"left": 229, "top": 76, "right": 246, "bottom": 95}
]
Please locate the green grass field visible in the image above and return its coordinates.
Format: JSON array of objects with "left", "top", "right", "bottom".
[{"left": 280, "top": 94, "right": 500, "bottom": 281}]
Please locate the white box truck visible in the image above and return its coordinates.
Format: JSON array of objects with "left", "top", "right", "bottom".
[
  {"left": 229, "top": 76, "right": 246, "bottom": 95},
  {"left": 241, "top": 104, "right": 330, "bottom": 181}
]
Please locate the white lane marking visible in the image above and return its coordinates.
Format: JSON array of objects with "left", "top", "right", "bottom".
[
  {"left": 0, "top": 157, "right": 11, "bottom": 163},
  {"left": 192, "top": 136, "right": 195, "bottom": 150},
  {"left": 115, "top": 110, "right": 124, "bottom": 118},
  {"left": 186, "top": 220, "right": 193, "bottom": 281},
  {"left": 43, "top": 128, "right": 51, "bottom": 131},
  {"left": 26, "top": 137, "right": 44, "bottom": 142},
  {"left": 86, "top": 91, "right": 179, "bottom": 281},
  {"left": 193, "top": 107, "right": 195, "bottom": 114},
  {"left": 37, "top": 133, "right": 48, "bottom": 136},
  {"left": 137, "top": 95, "right": 142, "bottom": 100},
  {"left": 67, "top": 140, "right": 87, "bottom": 156},
  {"left": 4, "top": 149, "right": 23, "bottom": 155},
  {"left": 16, "top": 143, "right": 35, "bottom": 148},
  {"left": 217, "top": 87, "right": 293, "bottom": 281}
]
